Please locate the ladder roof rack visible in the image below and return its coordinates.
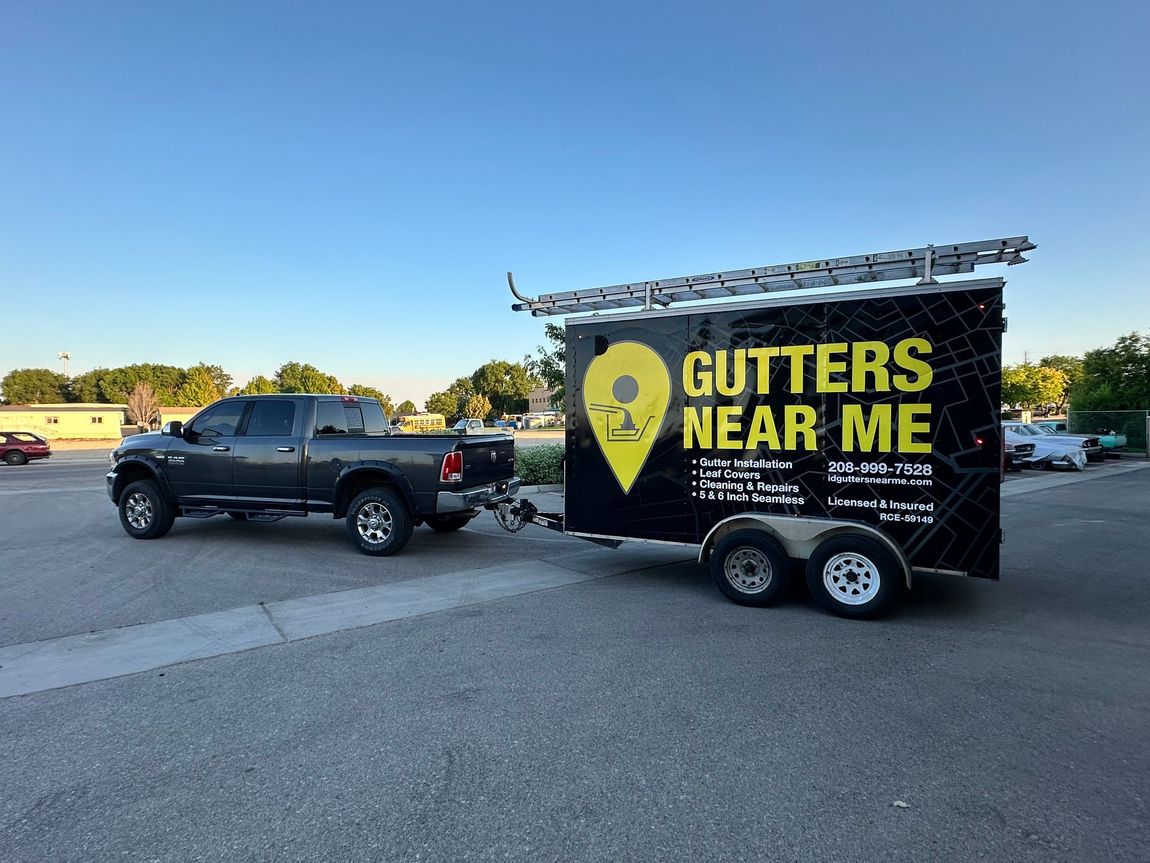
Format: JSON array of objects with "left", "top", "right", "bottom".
[{"left": 508, "top": 236, "right": 1035, "bottom": 317}]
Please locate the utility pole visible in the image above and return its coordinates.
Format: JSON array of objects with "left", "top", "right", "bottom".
[{"left": 58, "top": 351, "right": 71, "bottom": 377}]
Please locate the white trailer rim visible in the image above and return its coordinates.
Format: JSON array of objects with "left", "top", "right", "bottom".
[
  {"left": 723, "top": 547, "right": 773, "bottom": 594},
  {"left": 822, "top": 551, "right": 881, "bottom": 606}
]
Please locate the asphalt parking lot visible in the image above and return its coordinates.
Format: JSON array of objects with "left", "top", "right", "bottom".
[{"left": 1, "top": 456, "right": 1148, "bottom": 861}]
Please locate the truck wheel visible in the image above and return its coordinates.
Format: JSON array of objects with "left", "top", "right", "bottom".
[
  {"left": 425, "top": 512, "right": 476, "bottom": 532},
  {"left": 710, "top": 530, "right": 790, "bottom": 607},
  {"left": 118, "top": 480, "right": 175, "bottom": 540},
  {"left": 805, "top": 535, "right": 900, "bottom": 619},
  {"left": 347, "top": 488, "right": 412, "bottom": 556},
  {"left": 5, "top": 450, "right": 27, "bottom": 465}
]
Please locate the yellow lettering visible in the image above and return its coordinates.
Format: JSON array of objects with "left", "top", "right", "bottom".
[
  {"left": 683, "top": 351, "right": 712, "bottom": 398},
  {"left": 745, "top": 406, "right": 782, "bottom": 450},
  {"left": 816, "top": 342, "right": 849, "bottom": 393},
  {"left": 893, "top": 338, "right": 933, "bottom": 392},
  {"left": 714, "top": 349, "right": 746, "bottom": 397},
  {"left": 780, "top": 345, "right": 814, "bottom": 394},
  {"left": 683, "top": 406, "right": 711, "bottom": 448},
  {"left": 850, "top": 341, "right": 891, "bottom": 392},
  {"left": 842, "top": 404, "right": 892, "bottom": 452},
  {"left": 716, "top": 406, "right": 742, "bottom": 450},
  {"left": 898, "top": 404, "right": 932, "bottom": 453},
  {"left": 747, "top": 346, "right": 779, "bottom": 394},
  {"left": 784, "top": 404, "right": 817, "bottom": 450}
]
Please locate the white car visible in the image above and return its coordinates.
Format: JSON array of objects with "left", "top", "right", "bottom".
[{"left": 1003, "top": 426, "right": 1086, "bottom": 470}]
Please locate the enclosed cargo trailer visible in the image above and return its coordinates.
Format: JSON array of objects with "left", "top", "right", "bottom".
[{"left": 499, "top": 239, "right": 1034, "bottom": 618}]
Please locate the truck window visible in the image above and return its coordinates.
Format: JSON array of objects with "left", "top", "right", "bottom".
[
  {"left": 360, "top": 401, "right": 389, "bottom": 434},
  {"left": 316, "top": 401, "right": 349, "bottom": 435},
  {"left": 188, "top": 402, "right": 246, "bottom": 437},
  {"left": 245, "top": 400, "right": 296, "bottom": 436}
]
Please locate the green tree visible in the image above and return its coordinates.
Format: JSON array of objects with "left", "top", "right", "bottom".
[
  {"left": 189, "top": 363, "right": 232, "bottom": 398},
  {"left": 470, "top": 360, "right": 538, "bottom": 418},
  {"left": 69, "top": 369, "right": 110, "bottom": 402},
  {"left": 348, "top": 385, "right": 394, "bottom": 417},
  {"left": 1, "top": 368, "right": 69, "bottom": 404},
  {"left": 1071, "top": 332, "right": 1150, "bottom": 410},
  {"left": 1002, "top": 363, "right": 1066, "bottom": 410},
  {"left": 524, "top": 322, "right": 565, "bottom": 408},
  {"left": 100, "top": 364, "right": 186, "bottom": 405},
  {"left": 175, "top": 365, "right": 223, "bottom": 406},
  {"left": 395, "top": 399, "right": 417, "bottom": 415},
  {"left": 237, "top": 375, "right": 279, "bottom": 395},
  {"left": 1038, "top": 355, "right": 1083, "bottom": 413},
  {"left": 424, "top": 391, "right": 460, "bottom": 419},
  {"left": 274, "top": 362, "right": 345, "bottom": 394},
  {"left": 464, "top": 393, "right": 493, "bottom": 419}
]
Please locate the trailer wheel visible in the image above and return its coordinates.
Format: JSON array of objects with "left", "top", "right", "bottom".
[
  {"left": 346, "top": 488, "right": 413, "bottom": 556},
  {"left": 710, "top": 530, "right": 790, "bottom": 607},
  {"left": 805, "top": 535, "right": 900, "bottom": 619}
]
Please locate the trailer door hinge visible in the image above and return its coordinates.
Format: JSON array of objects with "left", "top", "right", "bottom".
[{"left": 1000, "top": 528, "right": 1005, "bottom": 544}]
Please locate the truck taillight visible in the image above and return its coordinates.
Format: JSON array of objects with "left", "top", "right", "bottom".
[{"left": 441, "top": 451, "right": 463, "bottom": 483}]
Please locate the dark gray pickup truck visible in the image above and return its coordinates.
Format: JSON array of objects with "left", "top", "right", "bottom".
[{"left": 107, "top": 394, "right": 519, "bottom": 555}]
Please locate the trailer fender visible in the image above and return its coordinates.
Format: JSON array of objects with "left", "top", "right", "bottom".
[{"left": 698, "top": 514, "right": 912, "bottom": 590}]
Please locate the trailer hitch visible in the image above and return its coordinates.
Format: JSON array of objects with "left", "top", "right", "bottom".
[{"left": 493, "top": 498, "right": 538, "bottom": 533}]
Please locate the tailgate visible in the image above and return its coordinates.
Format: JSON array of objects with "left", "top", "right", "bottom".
[{"left": 458, "top": 435, "right": 517, "bottom": 486}]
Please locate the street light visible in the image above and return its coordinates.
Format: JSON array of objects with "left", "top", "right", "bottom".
[{"left": 58, "top": 352, "right": 71, "bottom": 376}]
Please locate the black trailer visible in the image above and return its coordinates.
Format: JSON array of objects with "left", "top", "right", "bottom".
[{"left": 500, "top": 238, "right": 1035, "bottom": 618}]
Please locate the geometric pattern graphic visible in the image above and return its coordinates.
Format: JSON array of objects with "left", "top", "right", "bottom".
[{"left": 564, "top": 284, "right": 1003, "bottom": 579}]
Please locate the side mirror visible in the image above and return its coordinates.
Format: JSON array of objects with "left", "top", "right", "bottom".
[{"left": 162, "top": 421, "right": 183, "bottom": 438}]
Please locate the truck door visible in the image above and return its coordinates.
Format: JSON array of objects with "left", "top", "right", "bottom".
[
  {"left": 232, "top": 398, "right": 305, "bottom": 511},
  {"left": 165, "top": 399, "right": 249, "bottom": 506}
]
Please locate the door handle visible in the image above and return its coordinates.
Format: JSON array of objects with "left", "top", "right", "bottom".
[
  {"left": 277, "top": 446, "right": 295, "bottom": 453},
  {"left": 213, "top": 445, "right": 230, "bottom": 452}
]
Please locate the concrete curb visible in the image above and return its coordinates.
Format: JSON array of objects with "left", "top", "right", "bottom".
[{"left": 518, "top": 484, "right": 564, "bottom": 495}]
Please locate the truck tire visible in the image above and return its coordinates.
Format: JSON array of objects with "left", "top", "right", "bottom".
[
  {"left": 805, "top": 535, "right": 900, "bottom": 619},
  {"left": 118, "top": 479, "right": 175, "bottom": 540},
  {"left": 424, "top": 512, "right": 476, "bottom": 532},
  {"left": 346, "top": 488, "right": 412, "bottom": 556},
  {"left": 5, "top": 450, "right": 27, "bottom": 465},
  {"left": 710, "top": 530, "right": 790, "bottom": 607}
]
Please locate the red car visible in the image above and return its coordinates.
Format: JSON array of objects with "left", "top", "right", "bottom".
[{"left": 0, "top": 432, "right": 52, "bottom": 465}]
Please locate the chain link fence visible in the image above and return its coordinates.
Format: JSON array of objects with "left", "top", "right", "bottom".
[{"left": 1066, "top": 410, "right": 1150, "bottom": 455}]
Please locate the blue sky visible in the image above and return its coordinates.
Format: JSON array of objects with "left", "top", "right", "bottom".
[{"left": 2, "top": 1, "right": 1147, "bottom": 406}]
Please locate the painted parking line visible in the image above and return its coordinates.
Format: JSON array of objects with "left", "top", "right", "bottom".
[{"left": 0, "top": 561, "right": 606, "bottom": 699}]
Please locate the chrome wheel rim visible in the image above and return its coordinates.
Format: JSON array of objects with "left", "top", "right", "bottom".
[
  {"left": 724, "top": 547, "right": 773, "bottom": 594},
  {"left": 356, "top": 502, "right": 393, "bottom": 545},
  {"left": 823, "top": 552, "right": 880, "bottom": 605},
  {"left": 125, "top": 492, "right": 153, "bottom": 530}
]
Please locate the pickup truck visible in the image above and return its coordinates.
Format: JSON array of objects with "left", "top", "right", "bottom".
[{"left": 107, "top": 394, "right": 519, "bottom": 555}]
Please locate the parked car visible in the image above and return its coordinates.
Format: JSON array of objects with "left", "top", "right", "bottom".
[
  {"left": 1037, "top": 420, "right": 1127, "bottom": 451},
  {"left": 1003, "top": 426, "right": 1086, "bottom": 470},
  {"left": 452, "top": 418, "right": 507, "bottom": 436},
  {"left": 0, "top": 432, "right": 52, "bottom": 465},
  {"left": 1004, "top": 438, "right": 1035, "bottom": 472},
  {"left": 1003, "top": 421, "right": 1103, "bottom": 463}
]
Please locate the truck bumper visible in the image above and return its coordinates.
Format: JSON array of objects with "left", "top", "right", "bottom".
[{"left": 437, "top": 477, "right": 521, "bottom": 513}]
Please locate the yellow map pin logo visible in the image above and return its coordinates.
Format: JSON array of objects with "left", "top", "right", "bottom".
[{"left": 583, "top": 341, "right": 671, "bottom": 494}]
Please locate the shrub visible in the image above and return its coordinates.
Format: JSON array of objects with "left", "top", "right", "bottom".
[{"left": 515, "top": 444, "right": 564, "bottom": 486}]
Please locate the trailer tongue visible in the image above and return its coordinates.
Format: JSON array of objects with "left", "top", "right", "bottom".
[{"left": 499, "top": 238, "right": 1034, "bottom": 619}]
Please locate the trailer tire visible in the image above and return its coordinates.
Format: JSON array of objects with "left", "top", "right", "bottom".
[
  {"left": 805, "top": 535, "right": 900, "bottom": 619},
  {"left": 346, "top": 487, "right": 413, "bottom": 556},
  {"left": 710, "top": 530, "right": 790, "bottom": 607}
]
